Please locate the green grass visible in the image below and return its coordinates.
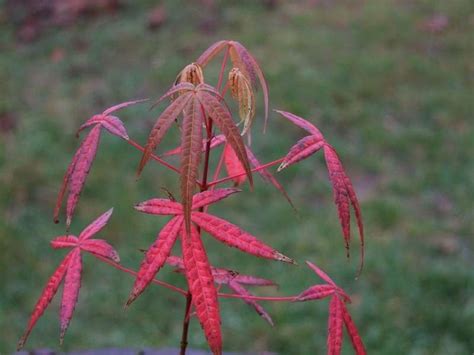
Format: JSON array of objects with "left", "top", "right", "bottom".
[{"left": 1, "top": 1, "right": 473, "bottom": 354}]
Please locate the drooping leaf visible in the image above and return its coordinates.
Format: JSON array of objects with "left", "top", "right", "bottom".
[
  {"left": 181, "top": 224, "right": 222, "bottom": 355},
  {"left": 324, "top": 144, "right": 364, "bottom": 272},
  {"left": 17, "top": 252, "right": 73, "bottom": 350},
  {"left": 277, "top": 110, "right": 365, "bottom": 272},
  {"left": 192, "top": 211, "right": 293, "bottom": 263},
  {"left": 342, "top": 304, "right": 367, "bottom": 355},
  {"left": 228, "top": 280, "right": 274, "bottom": 326},
  {"left": 166, "top": 255, "right": 275, "bottom": 325},
  {"left": 327, "top": 295, "right": 344, "bottom": 355},
  {"left": 64, "top": 125, "right": 102, "bottom": 228},
  {"left": 60, "top": 249, "right": 82, "bottom": 343},
  {"left": 137, "top": 92, "right": 193, "bottom": 177},
  {"left": 198, "top": 90, "right": 253, "bottom": 187},
  {"left": 180, "top": 96, "right": 204, "bottom": 233},
  {"left": 127, "top": 216, "right": 183, "bottom": 305},
  {"left": 196, "top": 40, "right": 228, "bottom": 67}
]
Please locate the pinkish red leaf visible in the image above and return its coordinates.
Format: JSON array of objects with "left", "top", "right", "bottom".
[
  {"left": 65, "top": 125, "right": 102, "bottom": 228},
  {"left": 80, "top": 239, "right": 120, "bottom": 263},
  {"left": 324, "top": 144, "right": 365, "bottom": 272},
  {"left": 191, "top": 211, "right": 293, "bottom": 263},
  {"left": 342, "top": 304, "right": 367, "bottom": 355},
  {"left": 102, "top": 98, "right": 149, "bottom": 116},
  {"left": 198, "top": 90, "right": 253, "bottom": 187},
  {"left": 228, "top": 280, "right": 274, "bottom": 326},
  {"left": 296, "top": 284, "right": 335, "bottom": 302},
  {"left": 127, "top": 216, "right": 183, "bottom": 305},
  {"left": 60, "top": 249, "right": 82, "bottom": 344},
  {"left": 278, "top": 135, "right": 325, "bottom": 172},
  {"left": 137, "top": 92, "right": 192, "bottom": 177},
  {"left": 180, "top": 96, "right": 204, "bottom": 233},
  {"left": 192, "top": 188, "right": 240, "bottom": 210},
  {"left": 18, "top": 252, "right": 73, "bottom": 350},
  {"left": 196, "top": 40, "right": 228, "bottom": 67},
  {"left": 50, "top": 235, "right": 78, "bottom": 249},
  {"left": 181, "top": 224, "right": 222, "bottom": 355},
  {"left": 78, "top": 208, "right": 113, "bottom": 241},
  {"left": 275, "top": 110, "right": 324, "bottom": 139},
  {"left": 233, "top": 274, "right": 276, "bottom": 287},
  {"left": 327, "top": 295, "right": 344, "bottom": 355},
  {"left": 98, "top": 115, "right": 129, "bottom": 140},
  {"left": 305, "top": 261, "right": 337, "bottom": 287},
  {"left": 134, "top": 198, "right": 183, "bottom": 215},
  {"left": 224, "top": 144, "right": 247, "bottom": 186}
]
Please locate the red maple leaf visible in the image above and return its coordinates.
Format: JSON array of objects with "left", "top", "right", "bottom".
[
  {"left": 297, "top": 261, "right": 366, "bottom": 355},
  {"left": 18, "top": 209, "right": 119, "bottom": 350},
  {"left": 276, "top": 110, "right": 365, "bottom": 272},
  {"left": 136, "top": 83, "right": 254, "bottom": 234},
  {"left": 54, "top": 99, "right": 147, "bottom": 228},
  {"left": 167, "top": 256, "right": 276, "bottom": 326},
  {"left": 127, "top": 188, "right": 292, "bottom": 355}
]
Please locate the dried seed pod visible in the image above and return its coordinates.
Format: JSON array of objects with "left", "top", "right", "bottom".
[{"left": 228, "top": 67, "right": 255, "bottom": 135}]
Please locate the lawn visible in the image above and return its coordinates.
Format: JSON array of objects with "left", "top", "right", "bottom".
[{"left": 1, "top": 1, "right": 473, "bottom": 354}]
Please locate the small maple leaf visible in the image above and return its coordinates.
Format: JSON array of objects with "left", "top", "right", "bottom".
[
  {"left": 167, "top": 256, "right": 276, "bottom": 325},
  {"left": 18, "top": 209, "right": 119, "bottom": 350},
  {"left": 127, "top": 188, "right": 292, "bottom": 305},
  {"left": 276, "top": 110, "right": 364, "bottom": 273},
  {"left": 136, "top": 83, "right": 253, "bottom": 234},
  {"left": 196, "top": 40, "right": 269, "bottom": 130},
  {"left": 54, "top": 99, "right": 147, "bottom": 228},
  {"left": 298, "top": 262, "right": 366, "bottom": 355}
]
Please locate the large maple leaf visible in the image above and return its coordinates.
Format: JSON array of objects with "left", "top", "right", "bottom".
[
  {"left": 167, "top": 256, "right": 276, "bottom": 325},
  {"left": 127, "top": 188, "right": 292, "bottom": 305},
  {"left": 276, "top": 110, "right": 365, "bottom": 272},
  {"left": 18, "top": 209, "right": 119, "bottom": 350},
  {"left": 54, "top": 99, "right": 147, "bottom": 228},
  {"left": 297, "top": 261, "right": 366, "bottom": 355},
  {"left": 136, "top": 83, "right": 254, "bottom": 234}
]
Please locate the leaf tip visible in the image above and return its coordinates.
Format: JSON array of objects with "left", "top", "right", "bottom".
[{"left": 275, "top": 252, "right": 295, "bottom": 264}]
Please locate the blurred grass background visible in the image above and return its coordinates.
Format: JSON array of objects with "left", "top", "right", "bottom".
[{"left": 1, "top": 0, "right": 473, "bottom": 354}]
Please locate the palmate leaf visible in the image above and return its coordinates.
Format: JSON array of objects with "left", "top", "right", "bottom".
[
  {"left": 196, "top": 40, "right": 269, "bottom": 129},
  {"left": 130, "top": 189, "right": 292, "bottom": 307},
  {"left": 18, "top": 209, "right": 118, "bottom": 349},
  {"left": 55, "top": 100, "right": 147, "bottom": 228},
  {"left": 181, "top": 224, "right": 222, "bottom": 355},
  {"left": 276, "top": 110, "right": 365, "bottom": 273},
  {"left": 298, "top": 262, "right": 366, "bottom": 355}
]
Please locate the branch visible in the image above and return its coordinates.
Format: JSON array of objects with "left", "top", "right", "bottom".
[{"left": 92, "top": 254, "right": 187, "bottom": 296}]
